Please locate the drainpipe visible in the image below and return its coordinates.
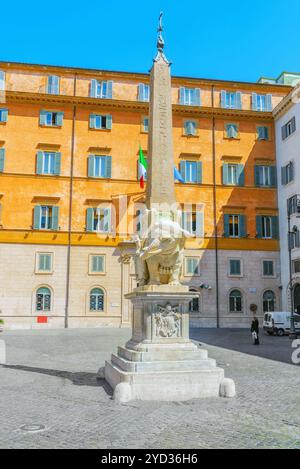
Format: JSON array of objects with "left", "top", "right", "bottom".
[
  {"left": 211, "top": 85, "right": 220, "bottom": 328},
  {"left": 65, "top": 73, "right": 77, "bottom": 328}
]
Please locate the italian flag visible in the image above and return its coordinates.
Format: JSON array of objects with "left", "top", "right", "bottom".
[{"left": 138, "top": 146, "right": 148, "bottom": 189}]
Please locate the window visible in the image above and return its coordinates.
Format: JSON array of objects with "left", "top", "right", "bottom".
[
  {"left": 263, "top": 290, "right": 276, "bottom": 312},
  {"left": 224, "top": 214, "right": 246, "bottom": 238},
  {"left": 289, "top": 229, "right": 300, "bottom": 250},
  {"left": 179, "top": 87, "right": 201, "bottom": 106},
  {"left": 263, "top": 260, "right": 274, "bottom": 277},
  {"left": 255, "top": 165, "right": 276, "bottom": 187},
  {"left": 37, "top": 151, "right": 61, "bottom": 175},
  {"left": 229, "top": 259, "right": 242, "bottom": 276},
  {"left": 88, "top": 155, "right": 112, "bottom": 178},
  {"left": 142, "top": 117, "right": 149, "bottom": 133},
  {"left": 252, "top": 93, "right": 272, "bottom": 112},
  {"left": 256, "top": 215, "right": 279, "bottom": 239},
  {"left": 179, "top": 160, "right": 202, "bottom": 184},
  {"left": 39, "top": 111, "right": 63, "bottom": 127},
  {"left": 229, "top": 290, "right": 243, "bottom": 313},
  {"left": 0, "top": 71, "right": 5, "bottom": 91},
  {"left": 281, "top": 162, "right": 294, "bottom": 185},
  {"left": 257, "top": 126, "right": 269, "bottom": 141},
  {"left": 225, "top": 123, "right": 239, "bottom": 139},
  {"left": 223, "top": 163, "right": 244, "bottom": 186},
  {"left": 33, "top": 205, "right": 59, "bottom": 231},
  {"left": 287, "top": 195, "right": 300, "bottom": 215},
  {"left": 89, "top": 114, "right": 112, "bottom": 130},
  {"left": 86, "top": 207, "right": 111, "bottom": 233},
  {"left": 221, "top": 91, "right": 242, "bottom": 109},
  {"left": 184, "top": 120, "right": 197, "bottom": 136},
  {"left": 182, "top": 210, "right": 204, "bottom": 237},
  {"left": 293, "top": 260, "right": 300, "bottom": 274},
  {"left": 185, "top": 257, "right": 201, "bottom": 276},
  {"left": 138, "top": 83, "right": 150, "bottom": 102},
  {"left": 47, "top": 76, "right": 60, "bottom": 95},
  {"left": 0, "top": 148, "right": 5, "bottom": 172},
  {"left": 135, "top": 209, "right": 144, "bottom": 233},
  {"left": 0, "top": 109, "right": 8, "bottom": 123},
  {"left": 89, "top": 255, "right": 105, "bottom": 274},
  {"left": 90, "top": 80, "right": 113, "bottom": 99},
  {"left": 90, "top": 288, "right": 104, "bottom": 312},
  {"left": 37, "top": 253, "right": 53, "bottom": 273},
  {"left": 36, "top": 287, "right": 51, "bottom": 312},
  {"left": 189, "top": 289, "right": 200, "bottom": 314},
  {"left": 282, "top": 117, "right": 296, "bottom": 140}
]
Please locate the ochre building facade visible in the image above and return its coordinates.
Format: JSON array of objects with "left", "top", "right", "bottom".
[{"left": 0, "top": 62, "right": 292, "bottom": 329}]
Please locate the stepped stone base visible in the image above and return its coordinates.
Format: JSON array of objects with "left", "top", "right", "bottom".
[{"left": 104, "top": 286, "right": 236, "bottom": 402}]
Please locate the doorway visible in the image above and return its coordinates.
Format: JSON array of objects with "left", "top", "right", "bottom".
[{"left": 293, "top": 284, "right": 300, "bottom": 314}]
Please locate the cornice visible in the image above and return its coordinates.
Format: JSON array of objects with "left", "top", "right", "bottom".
[{"left": 6, "top": 91, "right": 274, "bottom": 120}]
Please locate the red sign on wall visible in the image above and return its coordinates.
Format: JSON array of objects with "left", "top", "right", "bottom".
[{"left": 37, "top": 316, "right": 48, "bottom": 324}]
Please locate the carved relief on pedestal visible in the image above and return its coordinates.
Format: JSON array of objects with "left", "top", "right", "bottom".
[{"left": 154, "top": 304, "right": 181, "bottom": 338}]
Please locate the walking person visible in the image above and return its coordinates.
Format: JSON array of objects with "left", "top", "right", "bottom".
[{"left": 251, "top": 316, "right": 260, "bottom": 345}]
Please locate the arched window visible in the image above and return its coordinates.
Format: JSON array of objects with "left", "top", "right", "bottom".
[
  {"left": 189, "top": 289, "right": 200, "bottom": 314},
  {"left": 90, "top": 288, "right": 104, "bottom": 312},
  {"left": 36, "top": 287, "right": 51, "bottom": 312},
  {"left": 263, "top": 290, "right": 275, "bottom": 312},
  {"left": 229, "top": 290, "right": 243, "bottom": 313}
]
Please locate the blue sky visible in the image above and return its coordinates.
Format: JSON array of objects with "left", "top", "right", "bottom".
[{"left": 1, "top": 0, "right": 299, "bottom": 82}]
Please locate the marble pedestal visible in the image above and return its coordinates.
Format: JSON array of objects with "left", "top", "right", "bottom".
[{"left": 104, "top": 285, "right": 235, "bottom": 402}]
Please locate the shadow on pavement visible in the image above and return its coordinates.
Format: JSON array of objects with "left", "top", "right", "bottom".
[
  {"left": 2, "top": 364, "right": 113, "bottom": 395},
  {"left": 190, "top": 328, "right": 298, "bottom": 366}
]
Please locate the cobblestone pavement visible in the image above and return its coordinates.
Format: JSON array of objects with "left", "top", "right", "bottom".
[{"left": 0, "top": 328, "right": 300, "bottom": 449}]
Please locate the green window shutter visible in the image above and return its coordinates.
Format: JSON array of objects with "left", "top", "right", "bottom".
[
  {"left": 252, "top": 93, "right": 258, "bottom": 111},
  {"left": 180, "top": 161, "right": 186, "bottom": 182},
  {"left": 90, "top": 79, "right": 97, "bottom": 98},
  {"left": 236, "top": 92, "right": 242, "bottom": 109},
  {"left": 0, "top": 148, "right": 5, "bottom": 172},
  {"left": 39, "top": 111, "right": 47, "bottom": 126},
  {"left": 54, "top": 152, "right": 61, "bottom": 175},
  {"left": 291, "top": 116, "right": 296, "bottom": 133},
  {"left": 1, "top": 109, "right": 8, "bottom": 122},
  {"left": 254, "top": 166, "right": 261, "bottom": 186},
  {"left": 179, "top": 87, "right": 185, "bottom": 105},
  {"left": 51, "top": 206, "right": 59, "bottom": 230},
  {"left": 239, "top": 215, "right": 246, "bottom": 237},
  {"left": 221, "top": 90, "right": 226, "bottom": 108},
  {"left": 266, "top": 94, "right": 273, "bottom": 111},
  {"left": 138, "top": 83, "right": 144, "bottom": 101},
  {"left": 281, "top": 166, "right": 287, "bottom": 185},
  {"left": 106, "top": 115, "right": 112, "bottom": 130},
  {"left": 196, "top": 161, "right": 202, "bottom": 184},
  {"left": 89, "top": 114, "right": 96, "bottom": 129},
  {"left": 39, "top": 254, "right": 45, "bottom": 271},
  {"left": 86, "top": 208, "right": 94, "bottom": 232},
  {"left": 107, "top": 81, "right": 113, "bottom": 99},
  {"left": 105, "top": 155, "right": 112, "bottom": 178},
  {"left": 196, "top": 211, "right": 204, "bottom": 237},
  {"left": 270, "top": 166, "right": 277, "bottom": 187},
  {"left": 238, "top": 164, "right": 245, "bottom": 186},
  {"left": 223, "top": 164, "right": 229, "bottom": 185},
  {"left": 271, "top": 216, "right": 279, "bottom": 239},
  {"left": 224, "top": 214, "right": 230, "bottom": 237},
  {"left": 56, "top": 112, "right": 64, "bottom": 127},
  {"left": 194, "top": 89, "right": 201, "bottom": 106},
  {"left": 36, "top": 151, "right": 44, "bottom": 174},
  {"left": 88, "top": 155, "right": 95, "bottom": 177},
  {"left": 256, "top": 216, "right": 263, "bottom": 238},
  {"left": 104, "top": 208, "right": 111, "bottom": 232},
  {"left": 282, "top": 124, "right": 287, "bottom": 140},
  {"left": 33, "top": 206, "right": 41, "bottom": 229},
  {"left": 186, "top": 258, "right": 193, "bottom": 274}
]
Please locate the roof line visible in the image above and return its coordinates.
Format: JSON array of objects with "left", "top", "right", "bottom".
[{"left": 0, "top": 59, "right": 292, "bottom": 89}]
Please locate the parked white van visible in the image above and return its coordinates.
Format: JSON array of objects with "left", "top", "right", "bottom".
[{"left": 263, "top": 312, "right": 300, "bottom": 336}]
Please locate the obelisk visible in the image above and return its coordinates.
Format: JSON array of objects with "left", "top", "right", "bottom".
[
  {"left": 146, "top": 13, "right": 175, "bottom": 209},
  {"left": 103, "top": 14, "right": 236, "bottom": 403}
]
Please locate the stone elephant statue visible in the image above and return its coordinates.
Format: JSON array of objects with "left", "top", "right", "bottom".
[{"left": 134, "top": 218, "right": 192, "bottom": 286}]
